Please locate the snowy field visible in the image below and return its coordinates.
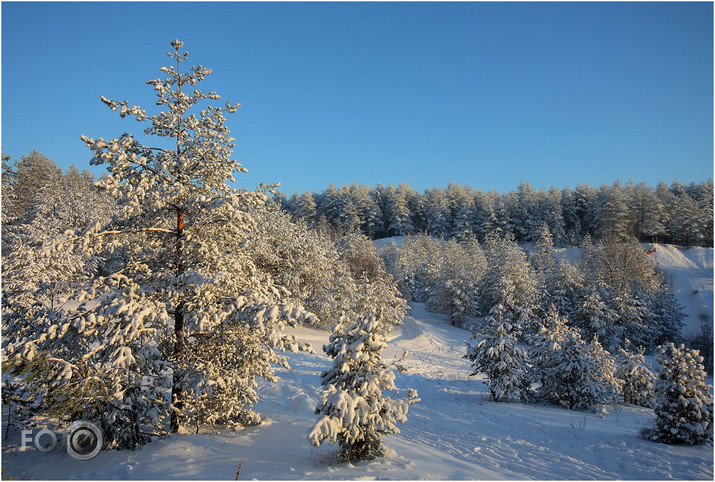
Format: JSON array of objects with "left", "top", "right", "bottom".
[{"left": 2, "top": 304, "right": 712, "bottom": 480}]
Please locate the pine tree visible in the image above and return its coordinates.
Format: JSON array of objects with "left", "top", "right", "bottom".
[
  {"left": 472, "top": 190, "right": 497, "bottom": 241},
  {"left": 514, "top": 180, "right": 541, "bottom": 242},
  {"left": 425, "top": 187, "right": 451, "bottom": 238},
  {"left": 335, "top": 231, "right": 408, "bottom": 329},
  {"left": 243, "top": 204, "right": 356, "bottom": 330},
  {"left": 628, "top": 182, "right": 666, "bottom": 243},
  {"left": 393, "top": 235, "right": 443, "bottom": 302},
  {"left": 479, "top": 234, "right": 539, "bottom": 334},
  {"left": 547, "top": 256, "right": 584, "bottom": 318},
  {"left": 3, "top": 40, "right": 315, "bottom": 446},
  {"left": 573, "top": 282, "right": 619, "bottom": 349},
  {"left": 615, "top": 341, "right": 655, "bottom": 408},
  {"left": 560, "top": 186, "right": 581, "bottom": 245},
  {"left": 543, "top": 187, "right": 566, "bottom": 246},
  {"left": 387, "top": 183, "right": 413, "bottom": 236},
  {"left": 530, "top": 307, "right": 618, "bottom": 411},
  {"left": 308, "top": 311, "right": 418, "bottom": 461},
  {"left": 426, "top": 237, "right": 484, "bottom": 327},
  {"left": 530, "top": 224, "right": 556, "bottom": 312},
  {"left": 465, "top": 306, "right": 531, "bottom": 402},
  {"left": 596, "top": 181, "right": 631, "bottom": 241},
  {"left": 294, "top": 191, "right": 318, "bottom": 228},
  {"left": 645, "top": 281, "right": 685, "bottom": 349},
  {"left": 642, "top": 343, "right": 713, "bottom": 445}
]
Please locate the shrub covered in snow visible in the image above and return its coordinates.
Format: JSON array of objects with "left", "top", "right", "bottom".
[
  {"left": 530, "top": 307, "right": 618, "bottom": 411},
  {"left": 309, "top": 311, "right": 418, "bottom": 461},
  {"left": 464, "top": 306, "right": 531, "bottom": 402},
  {"left": 642, "top": 343, "right": 713, "bottom": 445},
  {"left": 614, "top": 341, "right": 656, "bottom": 408}
]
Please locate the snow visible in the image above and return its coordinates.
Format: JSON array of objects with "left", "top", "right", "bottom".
[
  {"left": 3, "top": 304, "right": 712, "bottom": 480},
  {"left": 650, "top": 244, "right": 713, "bottom": 338}
]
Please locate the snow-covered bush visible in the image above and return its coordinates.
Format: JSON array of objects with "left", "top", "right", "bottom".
[
  {"left": 614, "top": 341, "right": 656, "bottom": 408},
  {"left": 642, "top": 343, "right": 713, "bottom": 445},
  {"left": 530, "top": 307, "right": 618, "bottom": 411},
  {"left": 464, "top": 306, "right": 531, "bottom": 402},
  {"left": 308, "top": 311, "right": 418, "bottom": 461}
]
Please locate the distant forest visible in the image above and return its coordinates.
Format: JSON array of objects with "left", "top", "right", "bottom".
[{"left": 277, "top": 180, "right": 714, "bottom": 246}]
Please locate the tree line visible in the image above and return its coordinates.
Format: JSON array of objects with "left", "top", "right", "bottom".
[{"left": 279, "top": 178, "right": 713, "bottom": 247}]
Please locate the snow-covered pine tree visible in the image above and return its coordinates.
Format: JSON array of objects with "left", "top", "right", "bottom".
[
  {"left": 244, "top": 204, "right": 356, "bottom": 330},
  {"left": 543, "top": 187, "right": 566, "bottom": 246},
  {"left": 546, "top": 256, "right": 584, "bottom": 318},
  {"left": 471, "top": 190, "right": 498, "bottom": 241},
  {"left": 530, "top": 306, "right": 618, "bottom": 411},
  {"left": 479, "top": 234, "right": 539, "bottom": 335},
  {"left": 595, "top": 181, "right": 632, "bottom": 241},
  {"left": 3, "top": 40, "right": 316, "bottom": 446},
  {"left": 464, "top": 305, "right": 530, "bottom": 402},
  {"left": 451, "top": 194, "right": 475, "bottom": 242},
  {"left": 647, "top": 283, "right": 685, "bottom": 347},
  {"left": 426, "top": 237, "right": 484, "bottom": 327},
  {"left": 392, "top": 235, "right": 443, "bottom": 303},
  {"left": 425, "top": 187, "right": 451, "bottom": 238},
  {"left": 513, "top": 181, "right": 539, "bottom": 242},
  {"left": 334, "top": 231, "right": 407, "bottom": 330},
  {"left": 308, "top": 311, "right": 418, "bottom": 461},
  {"left": 531, "top": 224, "right": 556, "bottom": 277},
  {"left": 294, "top": 191, "right": 318, "bottom": 228},
  {"left": 386, "top": 184, "right": 413, "bottom": 237},
  {"left": 627, "top": 181, "right": 666, "bottom": 243},
  {"left": 642, "top": 343, "right": 713, "bottom": 445},
  {"left": 614, "top": 341, "right": 655, "bottom": 408}
]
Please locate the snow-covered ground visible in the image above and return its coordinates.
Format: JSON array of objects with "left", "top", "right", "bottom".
[
  {"left": 3, "top": 304, "right": 712, "bottom": 480},
  {"left": 651, "top": 244, "right": 713, "bottom": 338}
]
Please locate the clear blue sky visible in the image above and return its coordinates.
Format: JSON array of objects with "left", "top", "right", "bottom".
[{"left": 2, "top": 2, "right": 713, "bottom": 195}]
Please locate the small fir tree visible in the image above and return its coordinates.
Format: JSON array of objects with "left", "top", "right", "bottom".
[
  {"left": 530, "top": 307, "right": 618, "bottom": 411},
  {"left": 614, "top": 341, "right": 656, "bottom": 408},
  {"left": 426, "top": 237, "right": 484, "bottom": 327},
  {"left": 479, "top": 234, "right": 539, "bottom": 334},
  {"left": 464, "top": 305, "right": 531, "bottom": 402},
  {"left": 308, "top": 311, "right": 418, "bottom": 461},
  {"left": 642, "top": 343, "right": 713, "bottom": 445}
]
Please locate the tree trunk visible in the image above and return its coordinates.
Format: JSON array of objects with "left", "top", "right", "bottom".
[{"left": 170, "top": 207, "right": 185, "bottom": 432}]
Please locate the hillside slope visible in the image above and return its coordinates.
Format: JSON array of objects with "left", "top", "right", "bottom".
[{"left": 651, "top": 244, "right": 713, "bottom": 337}]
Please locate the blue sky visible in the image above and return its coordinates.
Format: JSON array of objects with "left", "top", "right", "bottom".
[{"left": 2, "top": 2, "right": 713, "bottom": 195}]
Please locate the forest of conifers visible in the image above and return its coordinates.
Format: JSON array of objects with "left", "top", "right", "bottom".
[
  {"left": 4, "top": 150, "right": 712, "bottom": 249},
  {"left": 278, "top": 179, "right": 713, "bottom": 247}
]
